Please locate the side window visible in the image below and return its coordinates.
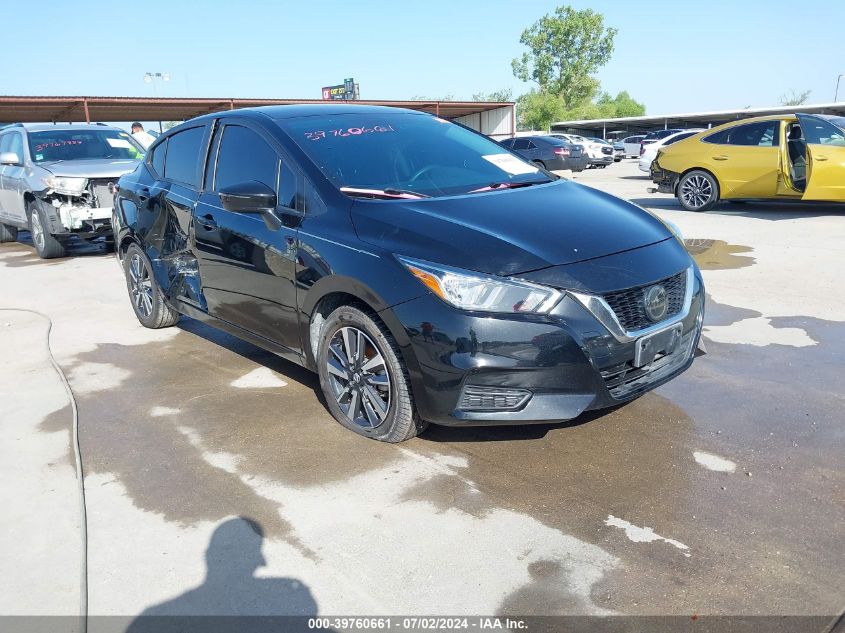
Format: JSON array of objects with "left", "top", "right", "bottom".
[
  {"left": 164, "top": 126, "right": 205, "bottom": 187},
  {"left": 150, "top": 140, "right": 167, "bottom": 177},
  {"left": 512, "top": 138, "right": 530, "bottom": 150},
  {"left": 802, "top": 118, "right": 845, "bottom": 146},
  {"left": 524, "top": 140, "right": 536, "bottom": 150},
  {"left": 707, "top": 121, "right": 777, "bottom": 147},
  {"left": 278, "top": 162, "right": 297, "bottom": 209},
  {"left": 1, "top": 132, "right": 24, "bottom": 158},
  {"left": 214, "top": 125, "right": 279, "bottom": 194},
  {"left": 499, "top": 139, "right": 514, "bottom": 149}
]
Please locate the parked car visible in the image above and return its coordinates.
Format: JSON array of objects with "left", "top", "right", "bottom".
[
  {"left": 650, "top": 113, "right": 845, "bottom": 211},
  {"left": 612, "top": 141, "right": 625, "bottom": 161},
  {"left": 499, "top": 135, "right": 588, "bottom": 172},
  {"left": 551, "top": 134, "right": 613, "bottom": 168},
  {"left": 114, "top": 105, "right": 704, "bottom": 442},
  {"left": 640, "top": 129, "right": 684, "bottom": 156},
  {"left": 587, "top": 137, "right": 622, "bottom": 163},
  {"left": 0, "top": 123, "right": 145, "bottom": 257},
  {"left": 621, "top": 135, "right": 646, "bottom": 158},
  {"left": 639, "top": 129, "right": 704, "bottom": 173}
]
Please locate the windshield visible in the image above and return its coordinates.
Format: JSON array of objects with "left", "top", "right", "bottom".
[
  {"left": 27, "top": 129, "right": 145, "bottom": 163},
  {"left": 280, "top": 113, "right": 552, "bottom": 198}
]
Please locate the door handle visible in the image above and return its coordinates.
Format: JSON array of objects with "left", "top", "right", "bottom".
[
  {"left": 712, "top": 155, "right": 729, "bottom": 161},
  {"left": 814, "top": 155, "right": 828, "bottom": 161},
  {"left": 199, "top": 213, "right": 218, "bottom": 229}
]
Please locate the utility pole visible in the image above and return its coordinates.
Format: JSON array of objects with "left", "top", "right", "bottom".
[{"left": 835, "top": 74, "right": 844, "bottom": 103}]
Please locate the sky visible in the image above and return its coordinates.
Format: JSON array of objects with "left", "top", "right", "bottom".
[{"left": 3, "top": 0, "right": 844, "bottom": 116}]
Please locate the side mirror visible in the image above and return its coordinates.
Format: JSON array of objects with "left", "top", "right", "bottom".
[
  {"left": 0, "top": 152, "right": 21, "bottom": 166},
  {"left": 219, "top": 181, "right": 277, "bottom": 213}
]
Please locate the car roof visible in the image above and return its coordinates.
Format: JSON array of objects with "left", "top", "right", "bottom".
[{"left": 236, "top": 104, "right": 428, "bottom": 121}]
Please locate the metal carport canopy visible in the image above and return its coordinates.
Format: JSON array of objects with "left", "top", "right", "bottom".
[
  {"left": 0, "top": 95, "right": 513, "bottom": 123},
  {"left": 552, "top": 102, "right": 845, "bottom": 136}
]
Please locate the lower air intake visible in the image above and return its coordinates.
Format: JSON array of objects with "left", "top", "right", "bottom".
[{"left": 458, "top": 385, "right": 531, "bottom": 412}]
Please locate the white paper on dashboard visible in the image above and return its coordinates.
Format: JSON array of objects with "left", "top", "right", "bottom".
[
  {"left": 482, "top": 153, "right": 539, "bottom": 175},
  {"left": 107, "top": 138, "right": 132, "bottom": 149}
]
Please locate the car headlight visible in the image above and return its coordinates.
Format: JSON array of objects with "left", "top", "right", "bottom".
[
  {"left": 43, "top": 175, "right": 87, "bottom": 195},
  {"left": 398, "top": 256, "right": 563, "bottom": 313}
]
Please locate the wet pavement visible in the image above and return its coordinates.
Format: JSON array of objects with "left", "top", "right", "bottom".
[{"left": 1, "top": 160, "right": 843, "bottom": 623}]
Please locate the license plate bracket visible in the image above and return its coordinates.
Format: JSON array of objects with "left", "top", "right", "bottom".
[{"left": 634, "top": 323, "right": 683, "bottom": 368}]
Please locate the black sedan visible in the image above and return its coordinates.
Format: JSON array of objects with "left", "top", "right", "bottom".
[
  {"left": 113, "top": 105, "right": 703, "bottom": 442},
  {"left": 499, "top": 135, "right": 588, "bottom": 172}
]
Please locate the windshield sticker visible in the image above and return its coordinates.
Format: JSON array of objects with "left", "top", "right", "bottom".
[
  {"left": 304, "top": 124, "right": 395, "bottom": 141},
  {"left": 35, "top": 154, "right": 43, "bottom": 161},
  {"left": 482, "top": 153, "right": 540, "bottom": 175},
  {"left": 107, "top": 138, "right": 132, "bottom": 149},
  {"left": 34, "top": 140, "right": 83, "bottom": 152}
]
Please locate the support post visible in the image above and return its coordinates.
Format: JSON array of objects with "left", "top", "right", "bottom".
[{"left": 83, "top": 99, "right": 90, "bottom": 123}]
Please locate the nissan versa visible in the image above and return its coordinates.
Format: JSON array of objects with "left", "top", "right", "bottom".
[{"left": 113, "top": 105, "right": 704, "bottom": 442}]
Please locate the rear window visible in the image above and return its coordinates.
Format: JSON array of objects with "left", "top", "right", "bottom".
[
  {"left": 279, "top": 113, "right": 549, "bottom": 197},
  {"left": 704, "top": 121, "right": 777, "bottom": 147},
  {"left": 27, "top": 129, "right": 144, "bottom": 163},
  {"left": 163, "top": 126, "right": 206, "bottom": 187}
]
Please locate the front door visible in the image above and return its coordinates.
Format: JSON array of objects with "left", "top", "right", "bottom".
[
  {"left": 797, "top": 114, "right": 845, "bottom": 202},
  {"left": 193, "top": 120, "right": 302, "bottom": 355},
  {"left": 0, "top": 131, "right": 28, "bottom": 223}
]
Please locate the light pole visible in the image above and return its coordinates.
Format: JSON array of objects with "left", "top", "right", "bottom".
[
  {"left": 835, "top": 74, "right": 844, "bottom": 103},
  {"left": 143, "top": 72, "right": 170, "bottom": 96}
]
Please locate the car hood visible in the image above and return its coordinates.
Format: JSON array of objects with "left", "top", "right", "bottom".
[
  {"left": 351, "top": 179, "right": 672, "bottom": 277},
  {"left": 40, "top": 159, "right": 140, "bottom": 179}
]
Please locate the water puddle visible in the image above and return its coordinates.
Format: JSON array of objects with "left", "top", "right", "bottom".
[{"left": 683, "top": 239, "right": 755, "bottom": 270}]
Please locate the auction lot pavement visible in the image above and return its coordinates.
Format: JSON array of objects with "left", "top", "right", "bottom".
[{"left": 1, "top": 160, "right": 843, "bottom": 626}]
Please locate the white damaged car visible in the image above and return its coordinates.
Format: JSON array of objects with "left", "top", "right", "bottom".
[{"left": 0, "top": 123, "right": 144, "bottom": 258}]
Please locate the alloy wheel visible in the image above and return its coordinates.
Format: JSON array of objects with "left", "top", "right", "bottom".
[
  {"left": 326, "top": 326, "right": 391, "bottom": 429},
  {"left": 30, "top": 212, "right": 45, "bottom": 251},
  {"left": 680, "top": 174, "right": 714, "bottom": 209},
  {"left": 128, "top": 253, "right": 154, "bottom": 318}
]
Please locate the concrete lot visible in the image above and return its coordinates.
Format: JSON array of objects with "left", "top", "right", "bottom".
[{"left": 1, "top": 160, "right": 843, "bottom": 623}]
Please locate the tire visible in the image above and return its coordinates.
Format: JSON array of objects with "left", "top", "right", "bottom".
[
  {"left": 532, "top": 160, "right": 546, "bottom": 170},
  {"left": 0, "top": 223, "right": 17, "bottom": 243},
  {"left": 317, "top": 305, "right": 427, "bottom": 442},
  {"left": 122, "top": 243, "right": 179, "bottom": 329},
  {"left": 677, "top": 170, "right": 719, "bottom": 212},
  {"left": 27, "top": 201, "right": 66, "bottom": 259}
]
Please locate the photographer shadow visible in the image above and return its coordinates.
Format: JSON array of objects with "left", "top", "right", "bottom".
[{"left": 126, "top": 517, "right": 331, "bottom": 633}]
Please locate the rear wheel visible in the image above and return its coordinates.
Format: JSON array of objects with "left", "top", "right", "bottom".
[
  {"left": 123, "top": 243, "right": 179, "bottom": 328},
  {"left": 0, "top": 223, "right": 17, "bottom": 243},
  {"left": 317, "top": 305, "right": 427, "bottom": 442},
  {"left": 678, "top": 170, "right": 719, "bottom": 212},
  {"left": 28, "top": 202, "right": 66, "bottom": 259},
  {"left": 532, "top": 160, "right": 546, "bottom": 170}
]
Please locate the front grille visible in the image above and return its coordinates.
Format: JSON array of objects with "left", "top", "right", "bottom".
[
  {"left": 601, "top": 146, "right": 613, "bottom": 155},
  {"left": 603, "top": 271, "right": 686, "bottom": 332}
]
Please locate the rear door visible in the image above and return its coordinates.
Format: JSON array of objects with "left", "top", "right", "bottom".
[
  {"left": 700, "top": 120, "right": 780, "bottom": 198},
  {"left": 797, "top": 114, "right": 845, "bottom": 201},
  {"left": 193, "top": 119, "right": 302, "bottom": 354}
]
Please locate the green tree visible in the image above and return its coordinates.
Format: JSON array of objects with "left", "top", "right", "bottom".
[
  {"left": 472, "top": 89, "right": 513, "bottom": 102},
  {"left": 516, "top": 91, "right": 567, "bottom": 131},
  {"left": 780, "top": 89, "right": 811, "bottom": 106},
  {"left": 511, "top": 5, "right": 617, "bottom": 108}
]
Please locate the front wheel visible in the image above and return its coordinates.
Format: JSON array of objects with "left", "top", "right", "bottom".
[
  {"left": 28, "top": 202, "right": 66, "bottom": 259},
  {"left": 317, "top": 305, "right": 427, "bottom": 442},
  {"left": 122, "top": 243, "right": 179, "bottom": 328},
  {"left": 677, "top": 170, "right": 719, "bottom": 212}
]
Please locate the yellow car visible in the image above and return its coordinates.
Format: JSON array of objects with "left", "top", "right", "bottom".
[{"left": 650, "top": 113, "right": 845, "bottom": 211}]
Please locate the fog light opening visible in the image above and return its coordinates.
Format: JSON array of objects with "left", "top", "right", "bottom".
[{"left": 458, "top": 385, "right": 532, "bottom": 412}]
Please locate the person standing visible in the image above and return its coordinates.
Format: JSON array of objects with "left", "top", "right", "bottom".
[{"left": 130, "top": 122, "right": 156, "bottom": 150}]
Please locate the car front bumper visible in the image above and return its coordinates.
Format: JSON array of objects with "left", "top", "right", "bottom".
[
  {"left": 388, "top": 267, "right": 705, "bottom": 426},
  {"left": 588, "top": 155, "right": 614, "bottom": 165}
]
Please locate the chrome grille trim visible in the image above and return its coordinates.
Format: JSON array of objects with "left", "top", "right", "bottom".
[{"left": 569, "top": 266, "right": 695, "bottom": 343}]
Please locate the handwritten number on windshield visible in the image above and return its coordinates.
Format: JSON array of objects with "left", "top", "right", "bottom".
[{"left": 304, "top": 124, "right": 395, "bottom": 141}]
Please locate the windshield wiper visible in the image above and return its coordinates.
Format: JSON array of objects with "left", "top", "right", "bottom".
[
  {"left": 467, "top": 179, "right": 551, "bottom": 194},
  {"left": 340, "top": 186, "right": 430, "bottom": 200}
]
